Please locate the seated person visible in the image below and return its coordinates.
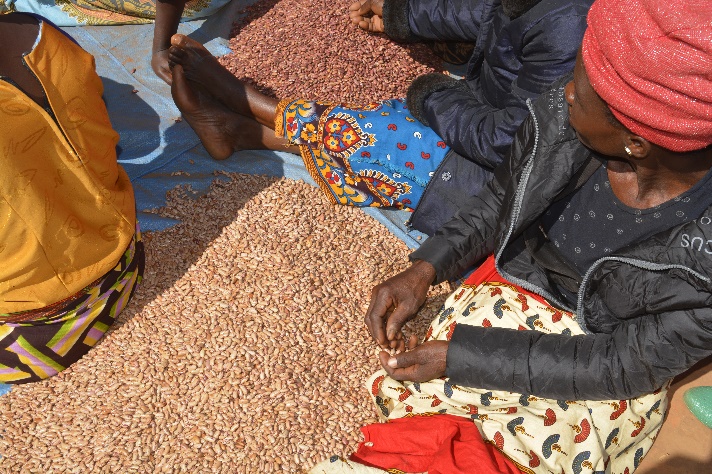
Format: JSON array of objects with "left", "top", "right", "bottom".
[
  {"left": 361, "top": 0, "right": 712, "bottom": 471},
  {"left": 167, "top": 0, "right": 592, "bottom": 234},
  {"left": 0, "top": 12, "right": 143, "bottom": 384}
]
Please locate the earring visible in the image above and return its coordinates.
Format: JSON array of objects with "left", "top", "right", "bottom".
[{"left": 624, "top": 146, "right": 633, "bottom": 156}]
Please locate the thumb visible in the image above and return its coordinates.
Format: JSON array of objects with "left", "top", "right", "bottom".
[
  {"left": 387, "top": 349, "right": 419, "bottom": 369},
  {"left": 358, "top": 0, "right": 373, "bottom": 15},
  {"left": 369, "top": 15, "right": 384, "bottom": 33}
]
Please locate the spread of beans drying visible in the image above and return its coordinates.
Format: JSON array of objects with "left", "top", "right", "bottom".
[
  {"left": 218, "top": 0, "right": 444, "bottom": 103},
  {"left": 0, "top": 175, "right": 449, "bottom": 473},
  {"left": 0, "top": 3, "right": 449, "bottom": 471}
]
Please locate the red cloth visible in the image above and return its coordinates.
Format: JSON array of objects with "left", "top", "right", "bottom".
[
  {"left": 463, "top": 255, "right": 552, "bottom": 309},
  {"left": 350, "top": 414, "right": 521, "bottom": 474},
  {"left": 582, "top": 0, "right": 712, "bottom": 152}
]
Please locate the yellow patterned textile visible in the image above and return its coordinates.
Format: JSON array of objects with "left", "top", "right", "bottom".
[
  {"left": 0, "top": 22, "right": 135, "bottom": 313},
  {"left": 55, "top": 0, "right": 213, "bottom": 25},
  {"left": 0, "top": 0, "right": 15, "bottom": 13}
]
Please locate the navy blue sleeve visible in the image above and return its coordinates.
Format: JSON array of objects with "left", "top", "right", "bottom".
[
  {"left": 383, "top": 0, "right": 487, "bottom": 42},
  {"left": 422, "top": 84, "right": 530, "bottom": 169},
  {"left": 419, "top": 9, "right": 587, "bottom": 168}
]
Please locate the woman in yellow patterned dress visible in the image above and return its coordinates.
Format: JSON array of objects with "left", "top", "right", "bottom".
[{"left": 0, "top": 12, "right": 144, "bottom": 385}]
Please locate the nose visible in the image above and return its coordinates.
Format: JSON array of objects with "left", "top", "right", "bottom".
[{"left": 564, "top": 81, "right": 575, "bottom": 106}]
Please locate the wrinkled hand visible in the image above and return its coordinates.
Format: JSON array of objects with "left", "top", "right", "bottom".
[
  {"left": 379, "top": 337, "right": 448, "bottom": 382},
  {"left": 365, "top": 260, "right": 435, "bottom": 351},
  {"left": 348, "top": 0, "right": 385, "bottom": 33},
  {"left": 152, "top": 49, "right": 173, "bottom": 85}
]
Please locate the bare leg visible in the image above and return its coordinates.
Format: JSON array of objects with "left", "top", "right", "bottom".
[
  {"left": 168, "top": 34, "right": 278, "bottom": 128},
  {"left": 171, "top": 64, "right": 299, "bottom": 160}
]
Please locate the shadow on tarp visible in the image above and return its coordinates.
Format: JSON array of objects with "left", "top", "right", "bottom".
[{"left": 63, "top": 0, "right": 426, "bottom": 245}]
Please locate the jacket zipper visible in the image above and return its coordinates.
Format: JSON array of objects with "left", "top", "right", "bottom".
[
  {"left": 493, "top": 99, "right": 712, "bottom": 326},
  {"left": 493, "top": 99, "right": 575, "bottom": 314}
]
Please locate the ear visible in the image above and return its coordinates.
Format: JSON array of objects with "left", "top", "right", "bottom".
[{"left": 624, "top": 135, "right": 652, "bottom": 159}]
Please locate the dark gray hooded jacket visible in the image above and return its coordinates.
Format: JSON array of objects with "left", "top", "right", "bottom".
[{"left": 410, "top": 83, "right": 712, "bottom": 401}]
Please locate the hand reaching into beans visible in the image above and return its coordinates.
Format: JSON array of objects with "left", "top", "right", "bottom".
[
  {"left": 365, "top": 259, "right": 436, "bottom": 352},
  {"left": 379, "top": 336, "right": 449, "bottom": 382},
  {"left": 349, "top": 0, "right": 385, "bottom": 33}
]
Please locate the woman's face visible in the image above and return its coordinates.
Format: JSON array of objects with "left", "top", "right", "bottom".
[{"left": 565, "top": 52, "right": 626, "bottom": 157}]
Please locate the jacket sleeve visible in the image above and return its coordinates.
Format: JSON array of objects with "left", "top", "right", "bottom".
[
  {"left": 383, "top": 0, "right": 486, "bottom": 42},
  {"left": 446, "top": 304, "right": 712, "bottom": 400},
  {"left": 408, "top": 8, "right": 587, "bottom": 169},
  {"left": 409, "top": 109, "right": 538, "bottom": 283}
]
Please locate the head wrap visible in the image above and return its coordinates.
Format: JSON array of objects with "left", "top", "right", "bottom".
[{"left": 582, "top": 0, "right": 712, "bottom": 152}]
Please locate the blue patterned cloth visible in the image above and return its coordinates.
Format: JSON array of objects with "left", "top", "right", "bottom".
[{"left": 278, "top": 98, "right": 451, "bottom": 210}]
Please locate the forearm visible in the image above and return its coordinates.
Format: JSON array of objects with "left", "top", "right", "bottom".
[
  {"left": 409, "top": 175, "right": 504, "bottom": 283},
  {"left": 446, "top": 307, "right": 712, "bottom": 400},
  {"left": 383, "top": 0, "right": 485, "bottom": 42},
  {"left": 409, "top": 115, "right": 536, "bottom": 282},
  {"left": 153, "top": 0, "right": 186, "bottom": 53}
]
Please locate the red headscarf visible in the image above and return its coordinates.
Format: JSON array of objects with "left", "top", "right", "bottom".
[{"left": 582, "top": 0, "right": 712, "bottom": 152}]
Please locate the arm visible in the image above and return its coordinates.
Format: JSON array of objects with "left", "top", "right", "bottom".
[
  {"left": 152, "top": 0, "right": 186, "bottom": 84},
  {"left": 350, "top": 0, "right": 486, "bottom": 41},
  {"left": 446, "top": 304, "right": 712, "bottom": 400},
  {"left": 383, "top": 0, "right": 487, "bottom": 42},
  {"left": 408, "top": 9, "right": 587, "bottom": 168}
]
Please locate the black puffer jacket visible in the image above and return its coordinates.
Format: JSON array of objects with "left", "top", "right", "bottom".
[{"left": 410, "top": 83, "right": 712, "bottom": 401}]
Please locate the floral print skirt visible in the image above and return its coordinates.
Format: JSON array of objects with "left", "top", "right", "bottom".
[
  {"left": 275, "top": 98, "right": 450, "bottom": 210},
  {"left": 367, "top": 256, "right": 668, "bottom": 474}
]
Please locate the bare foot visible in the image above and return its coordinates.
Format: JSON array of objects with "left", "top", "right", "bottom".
[
  {"left": 171, "top": 64, "right": 298, "bottom": 158},
  {"left": 168, "top": 35, "right": 242, "bottom": 102},
  {"left": 171, "top": 64, "right": 236, "bottom": 160},
  {"left": 168, "top": 34, "right": 280, "bottom": 127}
]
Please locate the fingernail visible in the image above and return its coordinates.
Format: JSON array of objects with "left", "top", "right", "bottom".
[{"left": 387, "top": 357, "right": 397, "bottom": 368}]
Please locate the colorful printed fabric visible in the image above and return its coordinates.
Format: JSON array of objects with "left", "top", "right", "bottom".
[
  {"left": 0, "top": 0, "right": 231, "bottom": 25},
  {"left": 368, "top": 256, "right": 668, "bottom": 474},
  {"left": 275, "top": 98, "right": 450, "bottom": 210},
  {"left": 0, "top": 229, "right": 144, "bottom": 384}
]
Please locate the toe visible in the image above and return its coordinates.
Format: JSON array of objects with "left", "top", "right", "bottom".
[
  {"left": 168, "top": 45, "right": 186, "bottom": 63},
  {"left": 171, "top": 64, "right": 198, "bottom": 111},
  {"left": 180, "top": 35, "right": 207, "bottom": 51},
  {"left": 170, "top": 34, "right": 188, "bottom": 47}
]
